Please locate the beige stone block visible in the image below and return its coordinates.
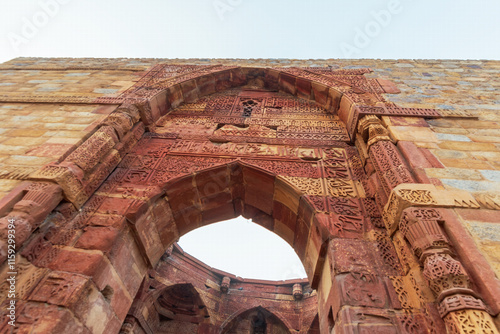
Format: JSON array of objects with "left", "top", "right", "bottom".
[
  {"left": 3, "top": 155, "right": 53, "bottom": 166},
  {"left": 273, "top": 219, "right": 294, "bottom": 247},
  {"left": 438, "top": 141, "right": 497, "bottom": 152},
  {"left": 46, "top": 137, "right": 82, "bottom": 145},
  {"left": 0, "top": 144, "right": 28, "bottom": 155},
  {"left": 470, "top": 151, "right": 500, "bottom": 162},
  {"left": 438, "top": 158, "right": 494, "bottom": 170},
  {"left": 414, "top": 142, "right": 440, "bottom": 149},
  {"left": 0, "top": 179, "right": 21, "bottom": 195},
  {"left": 468, "top": 135, "right": 500, "bottom": 143},
  {"left": 66, "top": 117, "right": 103, "bottom": 124},
  {"left": 45, "top": 130, "right": 89, "bottom": 138},
  {"left": 42, "top": 123, "right": 89, "bottom": 131},
  {"left": 7, "top": 129, "right": 48, "bottom": 137},
  {"left": 3, "top": 137, "right": 47, "bottom": 146},
  {"left": 431, "top": 127, "right": 469, "bottom": 135},
  {"left": 388, "top": 126, "right": 438, "bottom": 143},
  {"left": 425, "top": 168, "right": 484, "bottom": 181}
]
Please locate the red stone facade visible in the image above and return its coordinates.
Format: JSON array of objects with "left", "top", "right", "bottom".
[{"left": 0, "top": 63, "right": 499, "bottom": 334}]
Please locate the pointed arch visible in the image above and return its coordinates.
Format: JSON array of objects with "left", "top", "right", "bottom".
[
  {"left": 220, "top": 306, "right": 293, "bottom": 334},
  {"left": 141, "top": 66, "right": 350, "bottom": 131},
  {"left": 154, "top": 283, "right": 211, "bottom": 324},
  {"left": 125, "top": 159, "right": 328, "bottom": 286}
]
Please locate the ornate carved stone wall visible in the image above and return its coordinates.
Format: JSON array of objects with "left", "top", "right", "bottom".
[{"left": 0, "top": 58, "right": 498, "bottom": 334}]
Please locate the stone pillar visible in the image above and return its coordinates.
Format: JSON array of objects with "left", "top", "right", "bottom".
[
  {"left": 399, "top": 207, "right": 498, "bottom": 334},
  {"left": 357, "top": 115, "right": 415, "bottom": 207}
]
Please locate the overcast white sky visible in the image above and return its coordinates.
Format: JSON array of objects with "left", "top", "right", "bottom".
[
  {"left": 1, "top": 0, "right": 499, "bottom": 63},
  {"left": 0, "top": 0, "right": 499, "bottom": 280}
]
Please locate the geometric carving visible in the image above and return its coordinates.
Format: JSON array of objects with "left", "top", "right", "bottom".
[
  {"left": 372, "top": 230, "right": 403, "bottom": 275},
  {"left": 357, "top": 115, "right": 382, "bottom": 142},
  {"left": 383, "top": 184, "right": 480, "bottom": 236},
  {"left": 399, "top": 208, "right": 449, "bottom": 259},
  {"left": 399, "top": 190, "right": 436, "bottom": 205},
  {"left": 28, "top": 271, "right": 89, "bottom": 307},
  {"left": 390, "top": 276, "right": 415, "bottom": 310},
  {"left": 0, "top": 256, "right": 48, "bottom": 304},
  {"left": 392, "top": 232, "right": 419, "bottom": 274},
  {"left": 242, "top": 159, "right": 320, "bottom": 178},
  {"left": 438, "top": 294, "right": 487, "bottom": 318},
  {"left": 281, "top": 176, "right": 323, "bottom": 196},
  {"left": 65, "top": 126, "right": 118, "bottom": 173},
  {"left": 422, "top": 253, "right": 470, "bottom": 297},
  {"left": 443, "top": 310, "right": 499, "bottom": 334},
  {"left": 29, "top": 164, "right": 86, "bottom": 208},
  {"left": 369, "top": 140, "right": 415, "bottom": 198},
  {"left": 474, "top": 192, "right": 500, "bottom": 210}
]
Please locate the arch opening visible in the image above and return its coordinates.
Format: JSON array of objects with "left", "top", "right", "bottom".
[
  {"left": 221, "top": 307, "right": 291, "bottom": 334},
  {"left": 177, "top": 216, "right": 307, "bottom": 281}
]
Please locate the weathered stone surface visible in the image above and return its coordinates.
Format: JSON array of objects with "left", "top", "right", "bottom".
[{"left": 0, "top": 58, "right": 499, "bottom": 333}]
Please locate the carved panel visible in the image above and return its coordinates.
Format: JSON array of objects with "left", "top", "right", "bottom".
[
  {"left": 241, "top": 159, "right": 320, "bottom": 178},
  {"left": 0, "top": 256, "right": 47, "bottom": 303},
  {"left": 399, "top": 208, "right": 449, "bottom": 258},
  {"left": 281, "top": 176, "right": 323, "bottom": 196},
  {"left": 331, "top": 240, "right": 378, "bottom": 274},
  {"left": 338, "top": 272, "right": 388, "bottom": 309},
  {"left": 372, "top": 230, "right": 403, "bottom": 275},
  {"left": 398, "top": 189, "right": 436, "bottom": 205},
  {"left": 326, "top": 178, "right": 357, "bottom": 198},
  {"left": 390, "top": 276, "right": 415, "bottom": 310},
  {"left": 422, "top": 253, "right": 470, "bottom": 296},
  {"left": 369, "top": 140, "right": 415, "bottom": 197},
  {"left": 438, "top": 294, "right": 487, "bottom": 318},
  {"left": 29, "top": 271, "right": 89, "bottom": 306},
  {"left": 443, "top": 310, "right": 499, "bottom": 334},
  {"left": 392, "top": 232, "right": 419, "bottom": 274},
  {"left": 329, "top": 214, "right": 364, "bottom": 238}
]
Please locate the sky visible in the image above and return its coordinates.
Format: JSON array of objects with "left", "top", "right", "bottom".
[
  {"left": 0, "top": 0, "right": 499, "bottom": 63},
  {"left": 0, "top": 0, "right": 499, "bottom": 280},
  {"left": 178, "top": 217, "right": 308, "bottom": 280}
]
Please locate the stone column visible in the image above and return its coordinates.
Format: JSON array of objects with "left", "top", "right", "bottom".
[
  {"left": 399, "top": 207, "right": 498, "bottom": 334},
  {"left": 357, "top": 115, "right": 415, "bottom": 206}
]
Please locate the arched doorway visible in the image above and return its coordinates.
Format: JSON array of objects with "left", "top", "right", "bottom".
[
  {"left": 221, "top": 307, "right": 291, "bottom": 334},
  {"left": 7, "top": 64, "right": 491, "bottom": 333}
]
